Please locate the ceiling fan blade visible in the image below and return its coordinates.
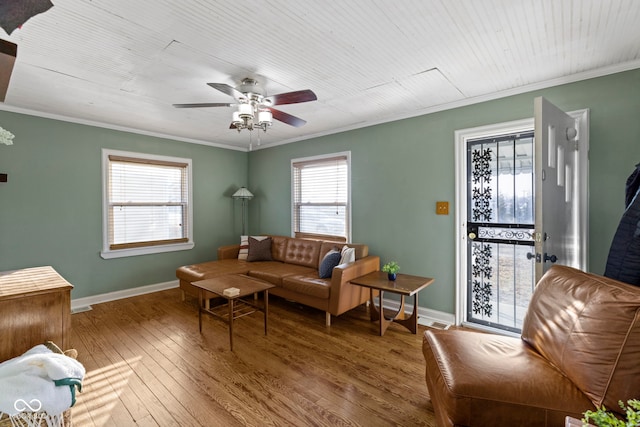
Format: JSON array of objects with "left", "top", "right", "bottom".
[
  {"left": 207, "top": 82, "right": 245, "bottom": 100},
  {"left": 267, "top": 89, "right": 317, "bottom": 106},
  {"left": 173, "top": 102, "right": 233, "bottom": 108},
  {"left": 269, "top": 108, "right": 307, "bottom": 127}
]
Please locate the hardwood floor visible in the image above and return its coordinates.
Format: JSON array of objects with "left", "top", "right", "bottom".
[{"left": 69, "top": 288, "right": 436, "bottom": 426}]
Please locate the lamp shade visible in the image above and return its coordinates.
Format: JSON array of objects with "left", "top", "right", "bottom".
[
  {"left": 232, "top": 186, "right": 254, "bottom": 199},
  {"left": 258, "top": 110, "right": 272, "bottom": 125},
  {"left": 237, "top": 103, "right": 253, "bottom": 118}
]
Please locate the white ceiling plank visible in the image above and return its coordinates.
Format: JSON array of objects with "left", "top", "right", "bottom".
[{"left": 1, "top": 0, "right": 639, "bottom": 150}]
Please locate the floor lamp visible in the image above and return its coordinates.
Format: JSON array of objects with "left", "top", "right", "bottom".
[{"left": 232, "top": 186, "right": 254, "bottom": 235}]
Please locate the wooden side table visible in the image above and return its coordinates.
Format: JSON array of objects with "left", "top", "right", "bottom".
[
  {"left": 351, "top": 271, "right": 434, "bottom": 336},
  {"left": 0, "top": 266, "right": 73, "bottom": 361}
]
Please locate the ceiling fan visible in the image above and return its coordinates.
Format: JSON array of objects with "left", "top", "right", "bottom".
[{"left": 173, "top": 78, "right": 317, "bottom": 132}]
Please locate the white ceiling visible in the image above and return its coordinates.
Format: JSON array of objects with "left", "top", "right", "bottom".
[{"left": 1, "top": 0, "right": 640, "bottom": 151}]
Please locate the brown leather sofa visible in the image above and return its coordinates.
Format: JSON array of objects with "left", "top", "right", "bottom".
[
  {"left": 176, "top": 235, "right": 380, "bottom": 325},
  {"left": 423, "top": 265, "right": 640, "bottom": 427}
]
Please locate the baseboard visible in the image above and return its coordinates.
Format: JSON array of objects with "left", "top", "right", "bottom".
[
  {"left": 376, "top": 297, "right": 455, "bottom": 329},
  {"left": 70, "top": 280, "right": 455, "bottom": 329},
  {"left": 71, "top": 280, "right": 179, "bottom": 312}
]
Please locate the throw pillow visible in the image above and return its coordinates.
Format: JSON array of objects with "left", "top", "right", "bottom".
[
  {"left": 340, "top": 245, "right": 356, "bottom": 265},
  {"left": 247, "top": 236, "right": 273, "bottom": 262},
  {"left": 238, "top": 235, "right": 269, "bottom": 260},
  {"left": 319, "top": 250, "right": 342, "bottom": 279},
  {"left": 238, "top": 235, "right": 249, "bottom": 260}
]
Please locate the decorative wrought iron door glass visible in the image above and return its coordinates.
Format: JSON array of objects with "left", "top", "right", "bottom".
[{"left": 467, "top": 132, "right": 535, "bottom": 333}]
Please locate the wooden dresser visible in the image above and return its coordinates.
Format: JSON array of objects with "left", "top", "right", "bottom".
[{"left": 0, "top": 266, "right": 73, "bottom": 362}]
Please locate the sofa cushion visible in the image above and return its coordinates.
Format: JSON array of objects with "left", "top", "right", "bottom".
[
  {"left": 521, "top": 265, "right": 640, "bottom": 411},
  {"left": 248, "top": 262, "right": 316, "bottom": 286},
  {"left": 282, "top": 274, "right": 331, "bottom": 299},
  {"left": 247, "top": 236, "right": 273, "bottom": 262},
  {"left": 339, "top": 245, "right": 356, "bottom": 264},
  {"left": 321, "top": 243, "right": 368, "bottom": 261},
  {"left": 319, "top": 250, "right": 341, "bottom": 278},
  {"left": 423, "top": 329, "right": 592, "bottom": 426},
  {"left": 238, "top": 235, "right": 269, "bottom": 260},
  {"left": 270, "top": 235, "right": 289, "bottom": 262},
  {"left": 176, "top": 259, "right": 249, "bottom": 282},
  {"left": 283, "top": 238, "right": 322, "bottom": 268},
  {"left": 319, "top": 241, "right": 341, "bottom": 255},
  {"left": 238, "top": 235, "right": 249, "bottom": 260},
  {"left": 345, "top": 243, "right": 368, "bottom": 259}
]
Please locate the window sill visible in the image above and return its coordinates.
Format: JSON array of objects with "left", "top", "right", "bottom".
[{"left": 100, "top": 241, "right": 194, "bottom": 259}]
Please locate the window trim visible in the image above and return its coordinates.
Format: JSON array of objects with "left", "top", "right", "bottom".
[
  {"left": 100, "top": 149, "right": 194, "bottom": 259},
  {"left": 290, "top": 151, "right": 352, "bottom": 243}
]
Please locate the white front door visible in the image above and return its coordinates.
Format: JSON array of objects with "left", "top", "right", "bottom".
[{"left": 533, "top": 97, "right": 586, "bottom": 281}]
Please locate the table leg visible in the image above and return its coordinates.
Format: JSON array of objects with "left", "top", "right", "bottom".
[
  {"left": 369, "top": 288, "right": 380, "bottom": 322},
  {"left": 397, "top": 295, "right": 406, "bottom": 319},
  {"left": 198, "top": 289, "right": 203, "bottom": 333},
  {"left": 264, "top": 290, "right": 269, "bottom": 335},
  {"left": 368, "top": 289, "right": 393, "bottom": 336},
  {"left": 368, "top": 289, "right": 420, "bottom": 335},
  {"left": 378, "top": 291, "right": 394, "bottom": 336},
  {"left": 393, "top": 293, "right": 419, "bottom": 334},
  {"left": 228, "top": 298, "right": 234, "bottom": 351}
]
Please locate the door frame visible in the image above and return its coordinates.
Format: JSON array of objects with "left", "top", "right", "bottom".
[{"left": 453, "top": 108, "right": 589, "bottom": 332}]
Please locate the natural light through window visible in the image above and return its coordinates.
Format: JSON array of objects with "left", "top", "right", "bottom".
[
  {"left": 72, "top": 358, "right": 140, "bottom": 426},
  {"left": 291, "top": 152, "right": 351, "bottom": 242},
  {"left": 101, "top": 149, "right": 194, "bottom": 259}
]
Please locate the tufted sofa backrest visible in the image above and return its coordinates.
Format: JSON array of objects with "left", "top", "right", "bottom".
[
  {"left": 267, "top": 235, "right": 370, "bottom": 269},
  {"left": 283, "top": 238, "right": 322, "bottom": 268},
  {"left": 270, "top": 235, "right": 289, "bottom": 262}
]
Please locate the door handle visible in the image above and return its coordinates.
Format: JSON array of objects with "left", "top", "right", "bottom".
[
  {"left": 527, "top": 252, "right": 541, "bottom": 262},
  {"left": 544, "top": 253, "right": 558, "bottom": 263}
]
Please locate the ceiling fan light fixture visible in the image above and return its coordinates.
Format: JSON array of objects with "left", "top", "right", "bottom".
[
  {"left": 174, "top": 79, "right": 317, "bottom": 139},
  {"left": 232, "top": 111, "right": 242, "bottom": 130},
  {"left": 238, "top": 103, "right": 253, "bottom": 119},
  {"left": 258, "top": 110, "right": 272, "bottom": 131}
]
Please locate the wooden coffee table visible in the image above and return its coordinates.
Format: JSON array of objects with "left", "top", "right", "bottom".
[
  {"left": 192, "top": 274, "right": 275, "bottom": 351},
  {"left": 351, "top": 271, "right": 435, "bottom": 336}
]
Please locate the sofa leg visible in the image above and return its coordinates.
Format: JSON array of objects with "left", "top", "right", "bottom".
[
  {"left": 326, "top": 312, "right": 331, "bottom": 326},
  {"left": 181, "top": 289, "right": 185, "bottom": 301}
]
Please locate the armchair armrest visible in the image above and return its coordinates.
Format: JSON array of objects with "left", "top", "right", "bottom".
[
  {"left": 217, "top": 244, "right": 240, "bottom": 260},
  {"left": 329, "top": 255, "right": 380, "bottom": 315}
]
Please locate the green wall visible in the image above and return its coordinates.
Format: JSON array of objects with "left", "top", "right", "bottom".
[
  {"left": 0, "top": 111, "right": 248, "bottom": 299},
  {"left": 1, "top": 69, "right": 638, "bottom": 313},
  {"left": 247, "top": 68, "right": 640, "bottom": 314}
]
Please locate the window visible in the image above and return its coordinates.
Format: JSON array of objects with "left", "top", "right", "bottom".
[
  {"left": 101, "top": 149, "right": 194, "bottom": 259},
  {"left": 292, "top": 152, "right": 351, "bottom": 243}
]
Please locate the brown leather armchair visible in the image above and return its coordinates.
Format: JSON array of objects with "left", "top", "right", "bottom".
[{"left": 423, "top": 265, "right": 640, "bottom": 427}]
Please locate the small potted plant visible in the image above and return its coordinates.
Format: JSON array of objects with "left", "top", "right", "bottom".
[
  {"left": 382, "top": 261, "right": 400, "bottom": 281},
  {"left": 582, "top": 399, "right": 640, "bottom": 426}
]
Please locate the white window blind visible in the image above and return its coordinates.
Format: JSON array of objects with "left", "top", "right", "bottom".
[
  {"left": 101, "top": 150, "right": 193, "bottom": 258},
  {"left": 292, "top": 153, "right": 350, "bottom": 242}
]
